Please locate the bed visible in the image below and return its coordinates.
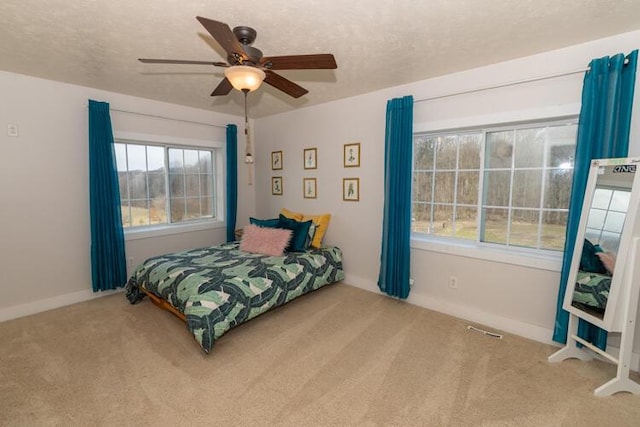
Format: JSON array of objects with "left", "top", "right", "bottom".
[
  {"left": 570, "top": 270, "right": 611, "bottom": 317},
  {"left": 125, "top": 242, "right": 344, "bottom": 352}
]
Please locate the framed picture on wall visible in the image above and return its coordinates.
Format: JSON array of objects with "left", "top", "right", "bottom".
[
  {"left": 304, "top": 148, "right": 317, "bottom": 170},
  {"left": 303, "top": 178, "right": 317, "bottom": 199},
  {"left": 344, "top": 142, "right": 361, "bottom": 167},
  {"left": 271, "top": 151, "right": 283, "bottom": 170},
  {"left": 272, "top": 176, "right": 283, "bottom": 195},
  {"left": 343, "top": 178, "right": 360, "bottom": 201}
]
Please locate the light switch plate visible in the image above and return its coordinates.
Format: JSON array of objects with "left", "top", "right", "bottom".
[{"left": 7, "top": 124, "right": 19, "bottom": 137}]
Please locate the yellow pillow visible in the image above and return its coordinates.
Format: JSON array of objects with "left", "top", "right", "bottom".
[
  {"left": 280, "top": 208, "right": 303, "bottom": 221},
  {"left": 302, "top": 213, "right": 331, "bottom": 248}
]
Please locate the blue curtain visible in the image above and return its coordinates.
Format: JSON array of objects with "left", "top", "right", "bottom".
[
  {"left": 88, "top": 100, "right": 127, "bottom": 292},
  {"left": 226, "top": 124, "right": 238, "bottom": 242},
  {"left": 553, "top": 50, "right": 638, "bottom": 349},
  {"left": 378, "top": 95, "right": 414, "bottom": 299}
]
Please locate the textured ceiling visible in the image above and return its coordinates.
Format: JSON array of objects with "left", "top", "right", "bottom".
[{"left": 1, "top": 0, "right": 639, "bottom": 118}]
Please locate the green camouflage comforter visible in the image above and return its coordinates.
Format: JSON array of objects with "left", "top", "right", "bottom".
[{"left": 125, "top": 242, "right": 344, "bottom": 353}]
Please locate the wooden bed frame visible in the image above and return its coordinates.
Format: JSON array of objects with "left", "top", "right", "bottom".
[{"left": 141, "top": 287, "right": 186, "bottom": 322}]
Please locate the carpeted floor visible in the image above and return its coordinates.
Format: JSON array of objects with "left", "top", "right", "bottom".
[{"left": 1, "top": 283, "right": 640, "bottom": 426}]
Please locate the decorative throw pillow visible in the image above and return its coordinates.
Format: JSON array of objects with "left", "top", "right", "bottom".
[
  {"left": 580, "top": 239, "right": 607, "bottom": 274},
  {"left": 278, "top": 214, "right": 313, "bottom": 252},
  {"left": 305, "top": 222, "right": 317, "bottom": 250},
  {"left": 302, "top": 213, "right": 331, "bottom": 248},
  {"left": 249, "top": 217, "right": 281, "bottom": 229},
  {"left": 240, "top": 224, "right": 292, "bottom": 257},
  {"left": 280, "top": 208, "right": 304, "bottom": 222}
]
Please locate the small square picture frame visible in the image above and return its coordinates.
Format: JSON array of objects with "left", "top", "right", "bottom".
[
  {"left": 303, "top": 178, "right": 317, "bottom": 199},
  {"left": 271, "top": 176, "right": 283, "bottom": 195},
  {"left": 343, "top": 178, "right": 360, "bottom": 201},
  {"left": 344, "top": 142, "right": 361, "bottom": 167},
  {"left": 271, "top": 151, "right": 283, "bottom": 170},
  {"left": 304, "top": 147, "right": 317, "bottom": 170}
]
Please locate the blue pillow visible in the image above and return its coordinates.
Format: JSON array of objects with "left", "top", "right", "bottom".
[
  {"left": 249, "top": 217, "right": 280, "bottom": 229},
  {"left": 278, "top": 214, "right": 313, "bottom": 252}
]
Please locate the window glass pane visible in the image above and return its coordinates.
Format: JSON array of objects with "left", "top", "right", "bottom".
[
  {"left": 185, "top": 175, "right": 200, "bottom": 198},
  {"left": 121, "top": 205, "right": 132, "bottom": 228},
  {"left": 587, "top": 208, "right": 607, "bottom": 229},
  {"left": 185, "top": 198, "right": 201, "bottom": 219},
  {"left": 147, "top": 146, "right": 165, "bottom": 172},
  {"left": 414, "top": 136, "right": 435, "bottom": 170},
  {"left": 512, "top": 170, "right": 542, "bottom": 208},
  {"left": 454, "top": 206, "right": 477, "bottom": 239},
  {"left": 433, "top": 172, "right": 456, "bottom": 203},
  {"left": 128, "top": 171, "right": 147, "bottom": 200},
  {"left": 168, "top": 148, "right": 184, "bottom": 173},
  {"left": 148, "top": 173, "right": 165, "bottom": 199},
  {"left": 201, "top": 197, "right": 213, "bottom": 217},
  {"left": 199, "top": 151, "right": 212, "bottom": 173},
  {"left": 127, "top": 145, "right": 147, "bottom": 171},
  {"left": 610, "top": 190, "right": 630, "bottom": 212},
  {"left": 200, "top": 175, "right": 213, "bottom": 197},
  {"left": 514, "top": 128, "right": 544, "bottom": 168},
  {"left": 592, "top": 188, "right": 612, "bottom": 209},
  {"left": 435, "top": 135, "right": 457, "bottom": 169},
  {"left": 603, "top": 211, "right": 626, "bottom": 233},
  {"left": 115, "top": 144, "right": 127, "bottom": 172},
  {"left": 456, "top": 171, "right": 478, "bottom": 204},
  {"left": 486, "top": 131, "right": 513, "bottom": 169},
  {"left": 184, "top": 150, "right": 199, "bottom": 172},
  {"left": 483, "top": 170, "right": 511, "bottom": 207},
  {"left": 170, "top": 198, "right": 185, "bottom": 222},
  {"left": 510, "top": 209, "right": 539, "bottom": 247},
  {"left": 482, "top": 207, "right": 508, "bottom": 244},
  {"left": 150, "top": 198, "right": 166, "bottom": 224},
  {"left": 413, "top": 171, "right": 433, "bottom": 202},
  {"left": 412, "top": 203, "right": 431, "bottom": 233},
  {"left": 169, "top": 174, "right": 185, "bottom": 197},
  {"left": 432, "top": 205, "right": 454, "bottom": 237},
  {"left": 544, "top": 169, "right": 572, "bottom": 209},
  {"left": 541, "top": 211, "right": 568, "bottom": 250},
  {"left": 547, "top": 125, "right": 577, "bottom": 168},
  {"left": 118, "top": 173, "right": 129, "bottom": 201},
  {"left": 131, "top": 199, "right": 150, "bottom": 226},
  {"left": 458, "top": 134, "right": 481, "bottom": 169}
]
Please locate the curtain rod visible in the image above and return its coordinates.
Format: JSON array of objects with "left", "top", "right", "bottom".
[
  {"left": 86, "top": 104, "right": 227, "bottom": 129},
  {"left": 414, "top": 67, "right": 589, "bottom": 104}
]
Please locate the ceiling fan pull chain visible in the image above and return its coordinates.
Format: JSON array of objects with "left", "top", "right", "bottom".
[{"left": 243, "top": 90, "right": 254, "bottom": 185}]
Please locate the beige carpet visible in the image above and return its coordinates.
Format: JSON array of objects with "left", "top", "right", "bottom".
[{"left": 1, "top": 283, "right": 640, "bottom": 426}]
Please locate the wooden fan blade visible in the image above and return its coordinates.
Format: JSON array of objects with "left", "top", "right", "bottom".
[
  {"left": 264, "top": 71, "right": 308, "bottom": 98},
  {"left": 139, "top": 58, "right": 228, "bottom": 67},
  {"left": 211, "top": 78, "right": 233, "bottom": 96},
  {"left": 261, "top": 54, "right": 337, "bottom": 70},
  {"left": 196, "top": 16, "right": 248, "bottom": 63}
]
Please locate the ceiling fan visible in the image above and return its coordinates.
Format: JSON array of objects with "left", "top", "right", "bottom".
[{"left": 138, "top": 16, "right": 338, "bottom": 99}]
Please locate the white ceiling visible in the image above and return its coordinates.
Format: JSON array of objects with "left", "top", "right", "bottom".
[{"left": 1, "top": 0, "right": 639, "bottom": 118}]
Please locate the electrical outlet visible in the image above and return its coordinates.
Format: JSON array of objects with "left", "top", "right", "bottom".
[
  {"left": 7, "top": 124, "right": 18, "bottom": 137},
  {"left": 127, "top": 257, "right": 135, "bottom": 268},
  {"left": 449, "top": 276, "right": 458, "bottom": 289},
  {"left": 409, "top": 278, "right": 415, "bottom": 287}
]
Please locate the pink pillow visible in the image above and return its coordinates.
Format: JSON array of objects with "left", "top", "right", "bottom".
[{"left": 240, "top": 224, "right": 292, "bottom": 256}]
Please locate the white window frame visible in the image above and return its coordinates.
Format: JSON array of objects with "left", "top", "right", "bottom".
[
  {"left": 411, "top": 113, "right": 579, "bottom": 272},
  {"left": 114, "top": 132, "right": 226, "bottom": 241}
]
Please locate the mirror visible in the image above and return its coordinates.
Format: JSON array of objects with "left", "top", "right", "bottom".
[{"left": 563, "top": 158, "right": 640, "bottom": 332}]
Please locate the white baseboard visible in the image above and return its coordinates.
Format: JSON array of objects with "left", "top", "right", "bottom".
[
  {"left": 344, "top": 274, "right": 640, "bottom": 371},
  {"left": 344, "top": 273, "right": 556, "bottom": 345},
  {"left": 0, "top": 287, "right": 124, "bottom": 323}
]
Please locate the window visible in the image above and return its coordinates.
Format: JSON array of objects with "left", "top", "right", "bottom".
[
  {"left": 115, "top": 142, "right": 217, "bottom": 228},
  {"left": 412, "top": 119, "right": 578, "bottom": 251},
  {"left": 585, "top": 187, "right": 630, "bottom": 253}
]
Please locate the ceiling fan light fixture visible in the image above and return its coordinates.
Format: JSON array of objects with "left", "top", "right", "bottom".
[{"left": 224, "top": 65, "right": 266, "bottom": 92}]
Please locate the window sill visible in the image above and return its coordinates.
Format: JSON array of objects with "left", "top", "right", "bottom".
[
  {"left": 410, "top": 234, "right": 563, "bottom": 272},
  {"left": 124, "top": 220, "right": 225, "bottom": 241}
]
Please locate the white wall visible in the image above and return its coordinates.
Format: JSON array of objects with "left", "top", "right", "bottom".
[
  {"left": 0, "top": 71, "right": 253, "bottom": 320},
  {"left": 254, "top": 30, "right": 640, "bottom": 345}
]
